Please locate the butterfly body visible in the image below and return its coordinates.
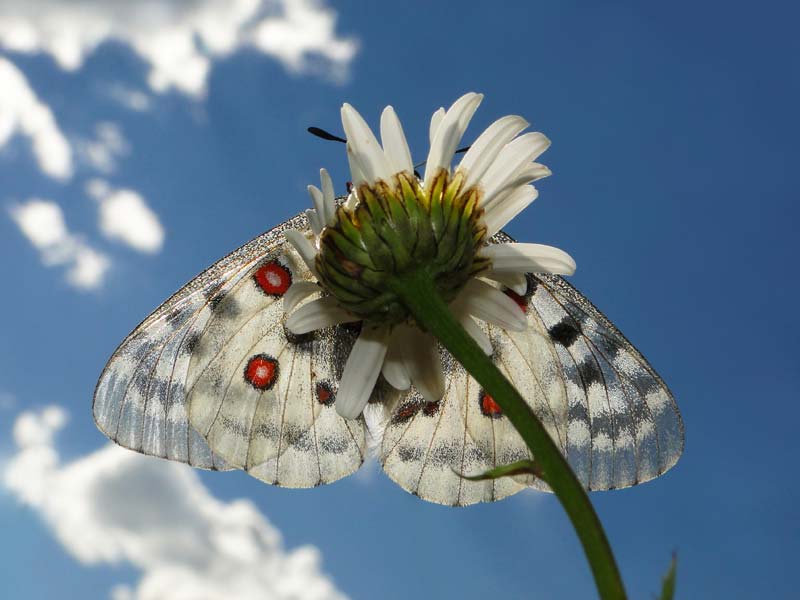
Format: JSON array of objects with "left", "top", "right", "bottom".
[{"left": 94, "top": 214, "right": 683, "bottom": 506}]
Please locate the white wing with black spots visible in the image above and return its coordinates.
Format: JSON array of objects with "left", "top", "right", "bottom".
[
  {"left": 527, "top": 271, "right": 683, "bottom": 490},
  {"left": 185, "top": 243, "right": 367, "bottom": 487},
  {"left": 93, "top": 215, "right": 308, "bottom": 469},
  {"left": 375, "top": 312, "right": 566, "bottom": 507},
  {"left": 95, "top": 220, "right": 682, "bottom": 502}
]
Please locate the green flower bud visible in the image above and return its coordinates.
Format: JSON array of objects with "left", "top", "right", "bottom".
[{"left": 315, "top": 169, "right": 489, "bottom": 324}]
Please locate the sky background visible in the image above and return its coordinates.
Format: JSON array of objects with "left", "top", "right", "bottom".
[{"left": 0, "top": 1, "right": 798, "bottom": 598}]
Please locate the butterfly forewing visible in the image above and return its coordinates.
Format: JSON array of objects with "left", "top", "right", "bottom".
[
  {"left": 185, "top": 247, "right": 366, "bottom": 487},
  {"left": 93, "top": 215, "right": 308, "bottom": 470},
  {"left": 528, "top": 273, "right": 683, "bottom": 489}
]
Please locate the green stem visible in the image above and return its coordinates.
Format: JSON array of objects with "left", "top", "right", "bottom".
[{"left": 392, "top": 270, "right": 627, "bottom": 600}]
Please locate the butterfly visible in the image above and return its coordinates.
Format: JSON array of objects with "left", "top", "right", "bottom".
[{"left": 93, "top": 213, "right": 684, "bottom": 506}]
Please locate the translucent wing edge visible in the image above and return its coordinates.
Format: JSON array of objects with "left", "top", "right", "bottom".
[{"left": 92, "top": 212, "right": 310, "bottom": 469}]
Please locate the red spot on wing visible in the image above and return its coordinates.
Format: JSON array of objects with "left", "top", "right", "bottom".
[
  {"left": 244, "top": 354, "right": 279, "bottom": 390},
  {"left": 422, "top": 401, "right": 440, "bottom": 417},
  {"left": 254, "top": 261, "right": 292, "bottom": 296},
  {"left": 479, "top": 390, "right": 503, "bottom": 418},
  {"left": 392, "top": 401, "right": 422, "bottom": 424},
  {"left": 316, "top": 381, "right": 335, "bottom": 406}
]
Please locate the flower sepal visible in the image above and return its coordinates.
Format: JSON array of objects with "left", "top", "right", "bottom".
[{"left": 316, "top": 169, "right": 488, "bottom": 324}]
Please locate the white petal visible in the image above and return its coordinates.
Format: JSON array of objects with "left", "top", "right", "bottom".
[
  {"left": 398, "top": 326, "right": 445, "bottom": 403},
  {"left": 512, "top": 162, "right": 551, "bottom": 185},
  {"left": 482, "top": 242, "right": 576, "bottom": 276},
  {"left": 483, "top": 185, "right": 538, "bottom": 237},
  {"left": 457, "top": 115, "right": 529, "bottom": 191},
  {"left": 423, "top": 93, "right": 483, "bottom": 190},
  {"left": 451, "top": 304, "right": 492, "bottom": 355},
  {"left": 481, "top": 163, "right": 551, "bottom": 215},
  {"left": 344, "top": 190, "right": 358, "bottom": 210},
  {"left": 480, "top": 132, "right": 550, "bottom": 206},
  {"left": 319, "top": 168, "right": 336, "bottom": 226},
  {"left": 380, "top": 106, "right": 414, "bottom": 175},
  {"left": 429, "top": 107, "right": 445, "bottom": 145},
  {"left": 481, "top": 270, "right": 528, "bottom": 295},
  {"left": 341, "top": 103, "right": 393, "bottom": 184},
  {"left": 336, "top": 324, "right": 391, "bottom": 419},
  {"left": 307, "top": 185, "right": 326, "bottom": 224},
  {"left": 453, "top": 279, "right": 527, "bottom": 332},
  {"left": 284, "top": 229, "right": 319, "bottom": 277},
  {"left": 381, "top": 327, "right": 411, "bottom": 390},
  {"left": 286, "top": 296, "right": 358, "bottom": 334},
  {"left": 305, "top": 208, "right": 322, "bottom": 236},
  {"left": 283, "top": 281, "right": 320, "bottom": 313},
  {"left": 346, "top": 145, "right": 367, "bottom": 188}
]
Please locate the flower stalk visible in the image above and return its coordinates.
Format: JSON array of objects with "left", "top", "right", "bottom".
[{"left": 390, "top": 268, "right": 627, "bottom": 600}]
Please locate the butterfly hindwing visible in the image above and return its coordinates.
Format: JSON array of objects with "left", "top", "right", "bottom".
[{"left": 375, "top": 307, "right": 567, "bottom": 506}]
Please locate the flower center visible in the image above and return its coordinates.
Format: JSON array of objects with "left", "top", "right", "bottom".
[{"left": 315, "top": 169, "right": 489, "bottom": 324}]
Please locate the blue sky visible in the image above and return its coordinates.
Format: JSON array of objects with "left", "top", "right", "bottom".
[{"left": 0, "top": 1, "right": 798, "bottom": 598}]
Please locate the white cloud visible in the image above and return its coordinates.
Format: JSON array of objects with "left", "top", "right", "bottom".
[
  {"left": 77, "top": 122, "right": 130, "bottom": 174},
  {"left": 249, "top": 1, "right": 358, "bottom": 83},
  {"left": 9, "top": 199, "right": 110, "bottom": 290},
  {"left": 3, "top": 406, "right": 348, "bottom": 600},
  {"left": 67, "top": 244, "right": 112, "bottom": 290},
  {"left": 88, "top": 179, "right": 165, "bottom": 254},
  {"left": 105, "top": 84, "right": 153, "bottom": 112},
  {"left": 0, "top": 0, "right": 358, "bottom": 97},
  {"left": 0, "top": 57, "right": 72, "bottom": 179}
]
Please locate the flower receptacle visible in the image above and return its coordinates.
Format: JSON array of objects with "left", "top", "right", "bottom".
[{"left": 316, "top": 169, "right": 489, "bottom": 324}]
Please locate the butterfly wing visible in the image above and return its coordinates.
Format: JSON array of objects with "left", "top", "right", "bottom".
[
  {"left": 528, "top": 272, "right": 683, "bottom": 490},
  {"left": 94, "top": 214, "right": 367, "bottom": 480},
  {"left": 375, "top": 235, "right": 683, "bottom": 506},
  {"left": 96, "top": 217, "right": 680, "bottom": 500},
  {"left": 374, "top": 313, "right": 564, "bottom": 506},
  {"left": 184, "top": 246, "right": 366, "bottom": 487}
]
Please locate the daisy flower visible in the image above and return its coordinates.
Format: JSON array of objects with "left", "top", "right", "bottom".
[{"left": 283, "top": 92, "right": 576, "bottom": 420}]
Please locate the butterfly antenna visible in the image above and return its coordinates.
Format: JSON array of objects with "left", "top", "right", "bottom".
[
  {"left": 309, "top": 128, "right": 470, "bottom": 181},
  {"left": 307, "top": 126, "right": 347, "bottom": 144}
]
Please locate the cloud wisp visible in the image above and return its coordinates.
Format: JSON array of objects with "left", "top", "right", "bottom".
[
  {"left": 87, "top": 179, "right": 165, "bottom": 254},
  {"left": 77, "top": 122, "right": 130, "bottom": 174},
  {"left": 0, "top": 57, "right": 72, "bottom": 180},
  {"left": 3, "top": 406, "right": 348, "bottom": 600},
  {"left": 0, "top": 0, "right": 359, "bottom": 97},
  {"left": 9, "top": 199, "right": 110, "bottom": 290}
]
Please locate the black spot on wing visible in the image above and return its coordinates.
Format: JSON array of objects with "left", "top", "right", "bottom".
[
  {"left": 398, "top": 444, "right": 423, "bottom": 463},
  {"left": 428, "top": 441, "right": 459, "bottom": 466},
  {"left": 319, "top": 435, "right": 349, "bottom": 454},
  {"left": 577, "top": 359, "right": 604, "bottom": 387},
  {"left": 210, "top": 295, "right": 241, "bottom": 319},
  {"left": 283, "top": 425, "right": 314, "bottom": 451},
  {"left": 550, "top": 319, "right": 581, "bottom": 347},
  {"left": 183, "top": 332, "right": 202, "bottom": 355},
  {"left": 568, "top": 402, "right": 590, "bottom": 423},
  {"left": 283, "top": 322, "right": 314, "bottom": 346}
]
